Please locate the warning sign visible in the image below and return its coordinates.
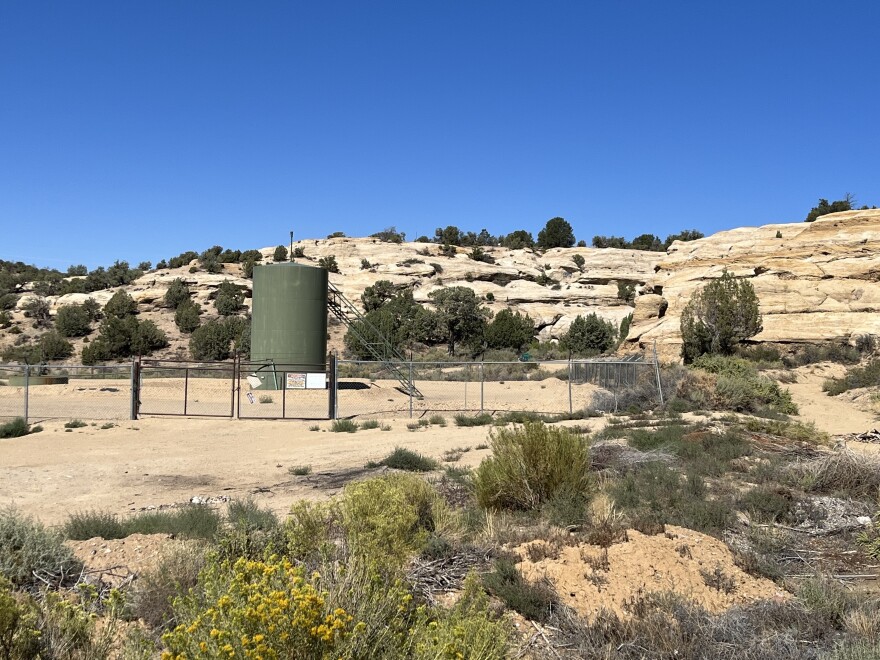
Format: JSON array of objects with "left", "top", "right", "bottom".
[{"left": 286, "top": 373, "right": 306, "bottom": 390}]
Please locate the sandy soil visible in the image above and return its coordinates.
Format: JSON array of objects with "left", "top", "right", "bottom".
[
  {"left": 1, "top": 415, "right": 584, "bottom": 526},
  {"left": 786, "top": 364, "right": 878, "bottom": 435},
  {"left": 516, "top": 525, "right": 788, "bottom": 620},
  {"left": 67, "top": 534, "right": 172, "bottom": 587}
]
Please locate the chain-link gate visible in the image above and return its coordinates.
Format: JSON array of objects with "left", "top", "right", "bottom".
[
  {"left": 237, "top": 361, "right": 330, "bottom": 420},
  {"left": 0, "top": 365, "right": 26, "bottom": 420},
  {"left": 137, "top": 359, "right": 236, "bottom": 417}
]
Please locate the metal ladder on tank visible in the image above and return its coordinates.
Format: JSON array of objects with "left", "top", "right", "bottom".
[{"left": 327, "top": 283, "right": 423, "bottom": 397}]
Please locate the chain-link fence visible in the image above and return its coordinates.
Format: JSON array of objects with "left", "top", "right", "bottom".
[
  {"left": 0, "top": 365, "right": 27, "bottom": 420},
  {"left": 336, "top": 358, "right": 662, "bottom": 419},
  {"left": 0, "top": 353, "right": 662, "bottom": 423},
  {"left": 237, "top": 362, "right": 330, "bottom": 420},
  {"left": 0, "top": 364, "right": 133, "bottom": 422},
  {"left": 138, "top": 360, "right": 235, "bottom": 417}
]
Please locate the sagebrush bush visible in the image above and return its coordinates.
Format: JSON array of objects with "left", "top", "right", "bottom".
[
  {"left": 0, "top": 418, "right": 30, "bottom": 439},
  {"left": 824, "top": 359, "right": 880, "bottom": 395},
  {"left": 787, "top": 451, "right": 880, "bottom": 499},
  {"left": 378, "top": 447, "right": 439, "bottom": 472},
  {"left": 482, "top": 557, "right": 556, "bottom": 623},
  {"left": 474, "top": 422, "right": 593, "bottom": 511},
  {"left": 128, "top": 541, "right": 207, "bottom": 632},
  {"left": 64, "top": 506, "right": 221, "bottom": 541},
  {"left": 340, "top": 474, "right": 457, "bottom": 567},
  {"left": 0, "top": 507, "right": 82, "bottom": 588}
]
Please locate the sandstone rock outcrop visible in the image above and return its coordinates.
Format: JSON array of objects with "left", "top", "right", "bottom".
[{"left": 627, "top": 209, "right": 880, "bottom": 360}]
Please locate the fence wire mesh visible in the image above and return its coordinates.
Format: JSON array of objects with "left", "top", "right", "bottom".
[
  {"left": 0, "top": 364, "right": 132, "bottom": 422},
  {"left": 139, "top": 360, "right": 235, "bottom": 417},
  {"left": 0, "top": 365, "right": 26, "bottom": 420},
  {"left": 336, "top": 358, "right": 661, "bottom": 419}
]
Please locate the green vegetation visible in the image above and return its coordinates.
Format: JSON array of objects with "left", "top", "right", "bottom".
[
  {"left": 213, "top": 279, "right": 246, "bottom": 316},
  {"left": 189, "top": 316, "right": 249, "bottom": 360},
  {"left": 485, "top": 308, "right": 535, "bottom": 352},
  {"left": 54, "top": 303, "right": 93, "bottom": 337},
  {"left": 680, "top": 270, "right": 762, "bottom": 363},
  {"left": 474, "top": 422, "right": 592, "bottom": 510},
  {"left": 376, "top": 447, "right": 439, "bottom": 472},
  {"left": 561, "top": 312, "right": 617, "bottom": 356},
  {"left": 63, "top": 419, "right": 87, "bottom": 429},
  {"left": 63, "top": 505, "right": 222, "bottom": 541},
  {"left": 163, "top": 277, "right": 191, "bottom": 309},
  {"left": 454, "top": 413, "right": 494, "bottom": 427},
  {"left": 823, "top": 359, "right": 880, "bottom": 395},
  {"left": 0, "top": 507, "right": 82, "bottom": 589},
  {"left": 174, "top": 299, "right": 201, "bottom": 333},
  {"left": 536, "top": 216, "right": 576, "bottom": 249},
  {"left": 331, "top": 419, "right": 359, "bottom": 433},
  {"left": 273, "top": 244, "right": 288, "bottom": 261},
  {"left": 1, "top": 330, "right": 74, "bottom": 363},
  {"left": 0, "top": 418, "right": 32, "bottom": 439},
  {"left": 593, "top": 229, "right": 703, "bottom": 250},
  {"left": 805, "top": 194, "right": 854, "bottom": 222},
  {"left": 288, "top": 465, "right": 312, "bottom": 476},
  {"left": 318, "top": 255, "right": 340, "bottom": 273}
]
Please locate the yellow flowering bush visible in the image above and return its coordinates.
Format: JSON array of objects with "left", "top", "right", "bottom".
[
  {"left": 413, "top": 572, "right": 510, "bottom": 660},
  {"left": 339, "top": 474, "right": 459, "bottom": 568},
  {"left": 161, "top": 556, "right": 353, "bottom": 659}
]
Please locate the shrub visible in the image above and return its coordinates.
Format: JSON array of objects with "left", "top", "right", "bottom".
[
  {"left": 680, "top": 270, "right": 762, "bottom": 362},
  {"left": 54, "top": 303, "right": 92, "bottom": 337},
  {"left": 360, "top": 419, "right": 380, "bottom": 430},
  {"left": 273, "top": 245, "right": 288, "bottom": 262},
  {"left": 378, "top": 447, "right": 439, "bottom": 472},
  {"left": 824, "top": 359, "right": 880, "bottom": 395},
  {"left": 371, "top": 226, "right": 406, "bottom": 243},
  {"left": 0, "top": 506, "right": 82, "bottom": 588},
  {"left": 22, "top": 297, "right": 51, "bottom": 328},
  {"left": 610, "top": 462, "right": 734, "bottom": 535},
  {"left": 331, "top": 419, "right": 359, "bottom": 433},
  {"left": 64, "top": 419, "right": 87, "bottom": 429},
  {"left": 691, "top": 355, "right": 798, "bottom": 414},
  {"left": 318, "top": 255, "right": 340, "bottom": 273},
  {"left": 787, "top": 450, "right": 880, "bottom": 498},
  {"left": 474, "top": 422, "right": 593, "bottom": 511},
  {"left": 128, "top": 541, "right": 207, "bottom": 632},
  {"left": 454, "top": 413, "right": 494, "bottom": 427},
  {"left": 104, "top": 290, "right": 137, "bottom": 319},
  {"left": 482, "top": 557, "right": 556, "bottom": 623},
  {"left": 63, "top": 510, "right": 126, "bottom": 540},
  {"left": 340, "top": 473, "right": 455, "bottom": 567},
  {"left": 213, "top": 280, "right": 245, "bottom": 316},
  {"left": 485, "top": 308, "right": 535, "bottom": 352},
  {"left": 163, "top": 278, "right": 191, "bottom": 309},
  {"left": 174, "top": 300, "right": 201, "bottom": 333},
  {"left": 64, "top": 506, "right": 221, "bottom": 541},
  {"left": 562, "top": 312, "right": 617, "bottom": 356},
  {"left": 805, "top": 195, "right": 853, "bottom": 222},
  {"left": 36, "top": 330, "right": 73, "bottom": 361},
  {"left": 536, "top": 217, "right": 575, "bottom": 249},
  {"left": 289, "top": 465, "right": 312, "bottom": 476},
  {"left": 162, "top": 555, "right": 354, "bottom": 658},
  {"left": 0, "top": 418, "right": 31, "bottom": 439},
  {"left": 617, "top": 281, "right": 635, "bottom": 303},
  {"left": 189, "top": 317, "right": 249, "bottom": 360}
]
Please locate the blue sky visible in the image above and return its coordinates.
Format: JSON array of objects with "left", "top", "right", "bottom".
[{"left": 1, "top": 1, "right": 877, "bottom": 270}]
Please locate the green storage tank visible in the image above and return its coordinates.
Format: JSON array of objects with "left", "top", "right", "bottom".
[{"left": 249, "top": 263, "right": 328, "bottom": 388}]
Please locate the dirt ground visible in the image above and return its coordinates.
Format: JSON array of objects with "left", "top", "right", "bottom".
[
  {"left": 786, "top": 364, "right": 878, "bottom": 435},
  {"left": 515, "top": 525, "right": 788, "bottom": 620},
  {"left": 0, "top": 416, "right": 572, "bottom": 526}
]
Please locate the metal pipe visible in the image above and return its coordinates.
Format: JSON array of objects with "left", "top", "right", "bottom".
[
  {"left": 568, "top": 359, "right": 573, "bottom": 415},
  {"left": 23, "top": 365, "right": 29, "bottom": 424},
  {"left": 480, "top": 361, "right": 484, "bottom": 413},
  {"left": 184, "top": 368, "right": 189, "bottom": 416}
]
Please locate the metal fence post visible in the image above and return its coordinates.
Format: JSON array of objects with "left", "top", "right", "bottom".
[
  {"left": 653, "top": 341, "right": 664, "bottom": 405},
  {"left": 480, "top": 361, "right": 484, "bottom": 413},
  {"left": 328, "top": 354, "right": 337, "bottom": 420},
  {"left": 568, "top": 359, "right": 573, "bottom": 415},
  {"left": 23, "top": 365, "right": 29, "bottom": 424},
  {"left": 408, "top": 360, "right": 414, "bottom": 418},
  {"left": 129, "top": 358, "right": 139, "bottom": 421}
]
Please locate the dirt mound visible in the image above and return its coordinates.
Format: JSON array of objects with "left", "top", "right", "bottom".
[
  {"left": 67, "top": 533, "right": 174, "bottom": 587},
  {"left": 515, "top": 525, "right": 788, "bottom": 620}
]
